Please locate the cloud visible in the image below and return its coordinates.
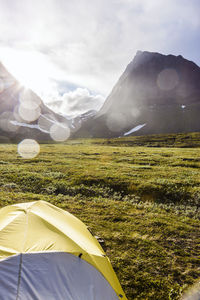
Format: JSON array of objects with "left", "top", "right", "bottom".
[
  {"left": 47, "top": 88, "right": 105, "bottom": 117},
  {"left": 0, "top": 0, "right": 199, "bottom": 97}
]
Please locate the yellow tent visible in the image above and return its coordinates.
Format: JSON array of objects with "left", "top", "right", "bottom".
[{"left": 0, "top": 200, "right": 127, "bottom": 299}]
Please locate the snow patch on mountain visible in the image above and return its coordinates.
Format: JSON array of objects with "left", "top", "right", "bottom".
[
  {"left": 124, "top": 124, "right": 146, "bottom": 136},
  {"left": 10, "top": 120, "right": 49, "bottom": 133}
]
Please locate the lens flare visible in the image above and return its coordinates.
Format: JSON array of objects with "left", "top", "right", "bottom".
[
  {"left": 18, "top": 104, "right": 41, "bottom": 122},
  {"left": 50, "top": 123, "right": 70, "bottom": 142},
  {"left": 18, "top": 139, "right": 40, "bottom": 159},
  {"left": 19, "top": 89, "right": 41, "bottom": 109},
  {"left": 0, "top": 79, "right": 4, "bottom": 93},
  {"left": 130, "top": 108, "right": 140, "bottom": 119},
  {"left": 182, "top": 283, "right": 200, "bottom": 300},
  {"left": 157, "top": 68, "right": 179, "bottom": 91},
  {"left": 13, "top": 105, "right": 24, "bottom": 122},
  {"left": 0, "top": 111, "right": 19, "bottom": 132},
  {"left": 106, "top": 113, "right": 127, "bottom": 132},
  {"left": 18, "top": 89, "right": 41, "bottom": 122},
  {"left": 38, "top": 114, "right": 56, "bottom": 133}
]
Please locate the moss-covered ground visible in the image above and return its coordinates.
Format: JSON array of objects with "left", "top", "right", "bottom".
[{"left": 0, "top": 136, "right": 199, "bottom": 299}]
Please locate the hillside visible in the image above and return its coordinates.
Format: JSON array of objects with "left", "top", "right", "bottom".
[
  {"left": 0, "top": 62, "right": 70, "bottom": 142},
  {"left": 95, "top": 132, "right": 200, "bottom": 148},
  {"left": 0, "top": 139, "right": 199, "bottom": 299},
  {"left": 75, "top": 51, "right": 200, "bottom": 138},
  {"left": 1, "top": 52, "right": 200, "bottom": 141}
]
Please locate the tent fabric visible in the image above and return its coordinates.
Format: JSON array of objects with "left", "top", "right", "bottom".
[
  {"left": 0, "top": 254, "right": 20, "bottom": 299},
  {"left": 0, "top": 252, "right": 119, "bottom": 300},
  {"left": 0, "top": 201, "right": 127, "bottom": 300}
]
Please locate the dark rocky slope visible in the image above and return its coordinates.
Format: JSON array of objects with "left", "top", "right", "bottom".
[{"left": 75, "top": 51, "right": 200, "bottom": 137}]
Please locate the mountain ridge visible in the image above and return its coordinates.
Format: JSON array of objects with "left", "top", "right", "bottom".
[
  {"left": 1, "top": 51, "right": 200, "bottom": 141},
  {"left": 74, "top": 51, "right": 200, "bottom": 138},
  {"left": 0, "top": 61, "right": 94, "bottom": 142}
]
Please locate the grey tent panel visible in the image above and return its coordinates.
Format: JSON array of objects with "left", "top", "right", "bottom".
[
  {"left": 0, "top": 252, "right": 119, "bottom": 300},
  {"left": 0, "top": 254, "right": 20, "bottom": 300}
]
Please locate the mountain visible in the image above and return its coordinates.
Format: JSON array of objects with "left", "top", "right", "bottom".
[
  {"left": 75, "top": 51, "right": 200, "bottom": 137},
  {"left": 0, "top": 62, "right": 93, "bottom": 142}
]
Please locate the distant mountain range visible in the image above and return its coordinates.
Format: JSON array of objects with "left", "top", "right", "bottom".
[
  {"left": 74, "top": 51, "right": 200, "bottom": 138},
  {"left": 0, "top": 62, "right": 95, "bottom": 142},
  {"left": 0, "top": 51, "right": 200, "bottom": 142}
]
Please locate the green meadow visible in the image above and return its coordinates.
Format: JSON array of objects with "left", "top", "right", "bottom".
[{"left": 0, "top": 134, "right": 200, "bottom": 299}]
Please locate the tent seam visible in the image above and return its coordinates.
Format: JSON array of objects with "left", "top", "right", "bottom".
[
  {"left": 16, "top": 253, "right": 23, "bottom": 300},
  {"left": 22, "top": 209, "right": 29, "bottom": 252},
  {"left": 30, "top": 211, "right": 94, "bottom": 254}
]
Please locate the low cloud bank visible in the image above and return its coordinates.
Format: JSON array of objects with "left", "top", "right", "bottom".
[{"left": 48, "top": 88, "right": 105, "bottom": 117}]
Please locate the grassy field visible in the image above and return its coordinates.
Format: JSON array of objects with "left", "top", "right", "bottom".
[
  {"left": 0, "top": 136, "right": 200, "bottom": 299},
  {"left": 96, "top": 132, "right": 200, "bottom": 148}
]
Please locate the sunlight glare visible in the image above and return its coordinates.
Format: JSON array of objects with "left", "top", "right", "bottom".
[
  {"left": 0, "top": 48, "right": 53, "bottom": 97},
  {"left": 50, "top": 123, "right": 70, "bottom": 142},
  {"left": 0, "top": 78, "right": 4, "bottom": 93},
  {"left": 18, "top": 139, "right": 40, "bottom": 159}
]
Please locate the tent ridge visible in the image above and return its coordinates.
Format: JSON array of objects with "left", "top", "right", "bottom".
[{"left": 30, "top": 210, "right": 102, "bottom": 256}]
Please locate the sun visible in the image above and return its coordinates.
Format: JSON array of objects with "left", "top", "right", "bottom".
[{"left": 0, "top": 48, "right": 53, "bottom": 97}]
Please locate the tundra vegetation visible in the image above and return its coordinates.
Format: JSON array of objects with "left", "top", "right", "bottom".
[{"left": 0, "top": 132, "right": 199, "bottom": 300}]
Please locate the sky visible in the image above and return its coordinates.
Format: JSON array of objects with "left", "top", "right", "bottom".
[{"left": 0, "top": 0, "right": 199, "bottom": 117}]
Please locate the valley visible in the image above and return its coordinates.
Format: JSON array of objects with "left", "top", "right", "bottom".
[{"left": 0, "top": 135, "right": 199, "bottom": 299}]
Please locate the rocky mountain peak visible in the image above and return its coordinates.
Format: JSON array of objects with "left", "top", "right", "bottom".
[{"left": 75, "top": 51, "right": 200, "bottom": 138}]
